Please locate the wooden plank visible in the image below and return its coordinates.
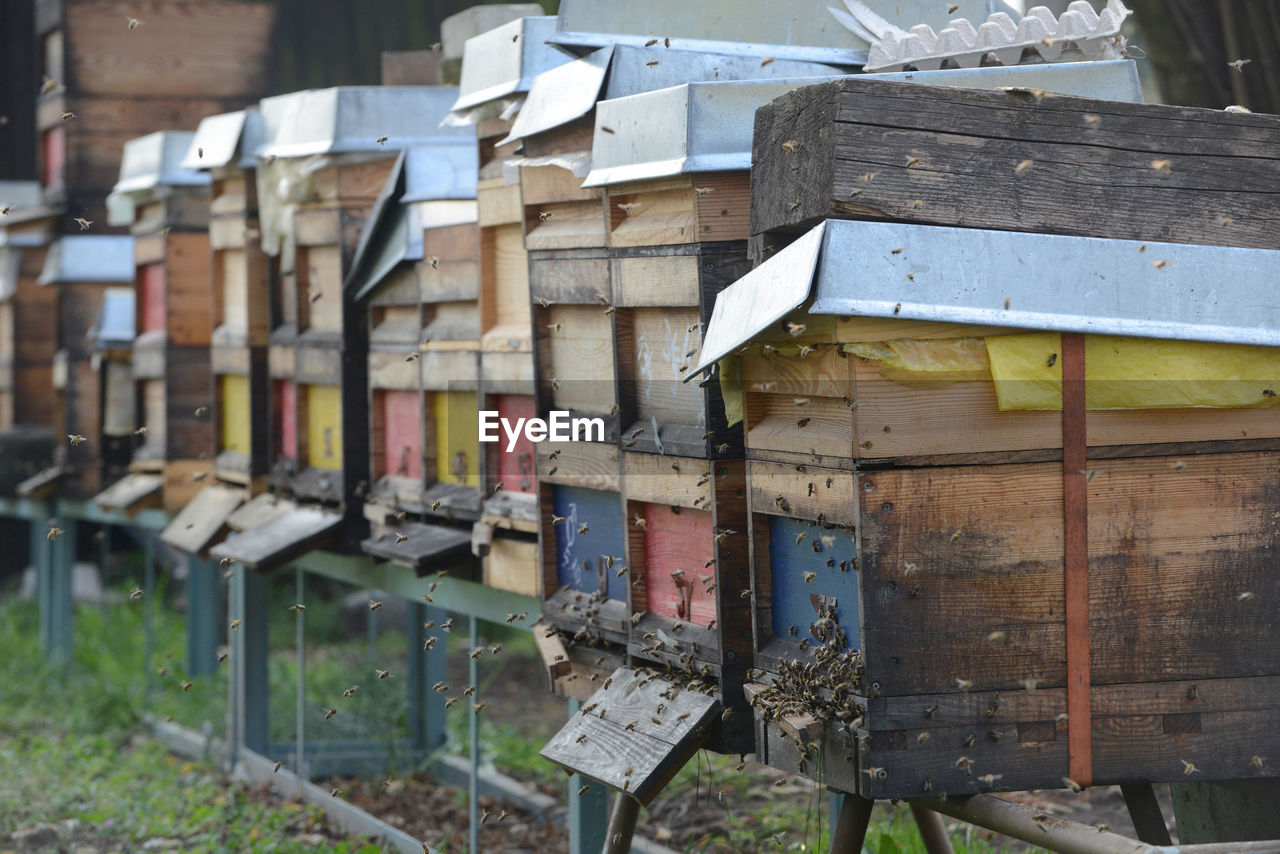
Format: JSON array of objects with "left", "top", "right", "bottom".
[
  {"left": 747, "top": 460, "right": 859, "bottom": 527},
  {"left": 483, "top": 535, "right": 540, "bottom": 597},
  {"left": 94, "top": 472, "right": 164, "bottom": 513},
  {"left": 422, "top": 223, "right": 480, "bottom": 302},
  {"left": 622, "top": 452, "right": 710, "bottom": 510},
  {"left": 294, "top": 345, "right": 341, "bottom": 384},
  {"left": 751, "top": 77, "right": 1280, "bottom": 250},
  {"left": 163, "top": 232, "right": 212, "bottom": 346},
  {"left": 692, "top": 172, "right": 751, "bottom": 243},
  {"left": 300, "top": 245, "right": 344, "bottom": 333},
  {"left": 368, "top": 350, "right": 418, "bottom": 390},
  {"left": 421, "top": 348, "right": 478, "bottom": 391},
  {"left": 541, "top": 303, "right": 615, "bottom": 416},
  {"left": 303, "top": 383, "right": 343, "bottom": 471},
  {"left": 532, "top": 621, "right": 574, "bottom": 684},
  {"left": 536, "top": 440, "right": 620, "bottom": 491},
  {"left": 540, "top": 668, "right": 719, "bottom": 804},
  {"left": 611, "top": 253, "right": 700, "bottom": 308},
  {"left": 480, "top": 222, "right": 531, "bottom": 343},
  {"left": 528, "top": 249, "right": 610, "bottom": 305},
  {"left": 210, "top": 504, "right": 341, "bottom": 572},
  {"left": 225, "top": 492, "right": 293, "bottom": 532},
  {"left": 360, "top": 522, "right": 471, "bottom": 572},
  {"left": 607, "top": 177, "right": 697, "bottom": 248},
  {"left": 524, "top": 199, "right": 607, "bottom": 250},
  {"left": 293, "top": 205, "right": 341, "bottom": 247},
  {"left": 858, "top": 451, "right": 1280, "bottom": 697},
  {"left": 617, "top": 307, "right": 705, "bottom": 428},
  {"left": 159, "top": 483, "right": 246, "bottom": 553},
  {"left": 519, "top": 162, "right": 598, "bottom": 206},
  {"left": 477, "top": 178, "right": 523, "bottom": 227}
]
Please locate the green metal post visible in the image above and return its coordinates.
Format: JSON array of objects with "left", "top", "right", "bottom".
[
  {"left": 229, "top": 564, "right": 269, "bottom": 760},
  {"left": 41, "top": 515, "right": 76, "bottom": 662},
  {"left": 406, "top": 600, "right": 426, "bottom": 752},
  {"left": 143, "top": 532, "right": 156, "bottom": 706},
  {"left": 423, "top": 603, "right": 447, "bottom": 752},
  {"left": 186, "top": 554, "right": 221, "bottom": 677},
  {"left": 469, "top": 615, "right": 479, "bottom": 854},
  {"left": 568, "top": 698, "right": 609, "bottom": 854}
]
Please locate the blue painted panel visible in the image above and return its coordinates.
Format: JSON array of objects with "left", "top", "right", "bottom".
[
  {"left": 553, "top": 486, "right": 627, "bottom": 602},
  {"left": 769, "top": 516, "right": 859, "bottom": 648}
]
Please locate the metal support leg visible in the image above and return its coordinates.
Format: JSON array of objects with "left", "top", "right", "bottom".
[
  {"left": 423, "top": 604, "right": 447, "bottom": 752},
  {"left": 830, "top": 794, "right": 875, "bottom": 854},
  {"left": 469, "top": 615, "right": 480, "bottom": 854},
  {"left": 186, "top": 554, "right": 221, "bottom": 677},
  {"left": 407, "top": 601, "right": 426, "bottom": 752},
  {"left": 603, "top": 793, "right": 640, "bottom": 854},
  {"left": 1120, "top": 782, "right": 1172, "bottom": 845},
  {"left": 143, "top": 532, "right": 156, "bottom": 705},
  {"left": 40, "top": 513, "right": 75, "bottom": 662},
  {"left": 910, "top": 803, "right": 956, "bottom": 854},
  {"left": 567, "top": 699, "right": 608, "bottom": 854},
  {"left": 295, "top": 568, "right": 307, "bottom": 783},
  {"left": 229, "top": 564, "right": 269, "bottom": 762}
]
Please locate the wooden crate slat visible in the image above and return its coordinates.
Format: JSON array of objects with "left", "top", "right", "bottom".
[
  {"left": 210, "top": 502, "right": 341, "bottom": 572},
  {"left": 159, "top": 483, "right": 245, "bottom": 553}
]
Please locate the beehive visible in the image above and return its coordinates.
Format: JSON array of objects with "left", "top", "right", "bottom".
[
  {"left": 449, "top": 17, "right": 571, "bottom": 596},
  {"left": 37, "top": 235, "right": 135, "bottom": 500},
  {"left": 346, "top": 131, "right": 482, "bottom": 576},
  {"left": 694, "top": 74, "right": 1280, "bottom": 797},
  {"left": 98, "top": 131, "right": 212, "bottom": 515}
]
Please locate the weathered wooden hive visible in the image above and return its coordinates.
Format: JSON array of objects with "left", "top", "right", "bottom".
[
  {"left": 345, "top": 126, "right": 481, "bottom": 576},
  {"left": 31, "top": 0, "right": 274, "bottom": 230},
  {"left": 93, "top": 131, "right": 212, "bottom": 515},
  {"left": 448, "top": 17, "right": 570, "bottom": 598},
  {"left": 211, "top": 86, "right": 461, "bottom": 572},
  {"left": 507, "top": 42, "right": 847, "bottom": 703},
  {"left": 155, "top": 111, "right": 271, "bottom": 556},
  {"left": 33, "top": 234, "right": 135, "bottom": 499},
  {"left": 693, "top": 75, "right": 1280, "bottom": 800},
  {"left": 0, "top": 182, "right": 59, "bottom": 494}
]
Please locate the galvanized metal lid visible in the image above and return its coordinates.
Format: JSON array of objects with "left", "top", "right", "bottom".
[
  {"left": 180, "top": 109, "right": 266, "bottom": 171},
  {"left": 450, "top": 17, "right": 570, "bottom": 113},
  {"left": 402, "top": 142, "right": 478, "bottom": 203},
  {"left": 93, "top": 287, "right": 135, "bottom": 348},
  {"left": 441, "top": 4, "right": 545, "bottom": 62},
  {"left": 501, "top": 43, "right": 843, "bottom": 145},
  {"left": 111, "top": 131, "right": 210, "bottom": 196},
  {"left": 0, "top": 248, "right": 18, "bottom": 301},
  {"left": 38, "top": 235, "right": 136, "bottom": 286},
  {"left": 693, "top": 219, "right": 1280, "bottom": 375},
  {"left": 584, "top": 59, "right": 1141, "bottom": 187},
  {"left": 259, "top": 86, "right": 472, "bottom": 160},
  {"left": 0, "top": 181, "right": 44, "bottom": 212},
  {"left": 583, "top": 78, "right": 843, "bottom": 187},
  {"left": 549, "top": 0, "right": 1010, "bottom": 65}
]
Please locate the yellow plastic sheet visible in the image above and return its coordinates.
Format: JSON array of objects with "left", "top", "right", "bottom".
[
  {"left": 717, "top": 356, "right": 744, "bottom": 427},
  {"left": 986, "top": 333, "right": 1280, "bottom": 411},
  {"left": 842, "top": 338, "right": 990, "bottom": 385}
]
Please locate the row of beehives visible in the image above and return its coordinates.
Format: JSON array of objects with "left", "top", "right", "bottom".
[{"left": 5, "top": 0, "right": 1280, "bottom": 806}]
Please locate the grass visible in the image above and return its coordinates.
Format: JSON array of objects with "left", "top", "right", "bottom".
[{"left": 0, "top": 575, "right": 1038, "bottom": 854}]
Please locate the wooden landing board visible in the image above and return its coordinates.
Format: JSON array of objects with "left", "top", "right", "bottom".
[
  {"left": 93, "top": 473, "right": 164, "bottom": 514},
  {"left": 211, "top": 504, "right": 341, "bottom": 572},
  {"left": 540, "top": 668, "right": 720, "bottom": 805},
  {"left": 360, "top": 522, "right": 472, "bottom": 573},
  {"left": 16, "top": 465, "right": 65, "bottom": 500},
  {"left": 159, "top": 483, "right": 245, "bottom": 554},
  {"left": 751, "top": 77, "right": 1280, "bottom": 250},
  {"left": 224, "top": 492, "right": 294, "bottom": 533}
]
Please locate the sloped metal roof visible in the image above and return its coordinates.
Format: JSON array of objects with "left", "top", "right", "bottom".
[
  {"left": 38, "top": 236, "right": 136, "bottom": 285},
  {"left": 450, "top": 17, "right": 570, "bottom": 113},
  {"left": 180, "top": 109, "right": 267, "bottom": 171}
]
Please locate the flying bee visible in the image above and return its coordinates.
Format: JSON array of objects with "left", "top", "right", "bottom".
[
  {"left": 74, "top": 217, "right": 93, "bottom": 230},
  {"left": 577, "top": 523, "right": 590, "bottom": 535},
  {"left": 781, "top": 140, "right": 797, "bottom": 154},
  {"left": 804, "top": 572, "right": 817, "bottom": 583},
  {"left": 376, "top": 135, "right": 388, "bottom": 146},
  {"left": 376, "top": 668, "right": 391, "bottom": 680},
  {"left": 1152, "top": 259, "right": 1171, "bottom": 269},
  {"left": 906, "top": 155, "right": 921, "bottom": 168},
  {"left": 1150, "top": 159, "right": 1172, "bottom": 173},
  {"left": 289, "top": 603, "right": 306, "bottom": 613},
  {"left": 617, "top": 202, "right": 643, "bottom": 213},
  {"left": 217, "top": 651, "right": 228, "bottom": 663},
  {"left": 323, "top": 708, "right": 338, "bottom": 720},
  {"left": 273, "top": 761, "right": 282, "bottom": 773},
  {"left": 61, "top": 111, "right": 77, "bottom": 121},
  {"left": 343, "top": 686, "right": 358, "bottom": 698},
  {"left": 67, "top": 434, "right": 87, "bottom": 446},
  {"left": 1180, "top": 759, "right": 1199, "bottom": 776},
  {"left": 955, "top": 677, "right": 973, "bottom": 691},
  {"left": 444, "top": 697, "right": 458, "bottom": 709},
  {"left": 230, "top": 619, "right": 242, "bottom": 631},
  {"left": 369, "top": 600, "right": 384, "bottom": 610},
  {"left": 1015, "top": 159, "right": 1034, "bottom": 176},
  {"left": 130, "top": 587, "right": 144, "bottom": 600},
  {"left": 538, "top": 211, "right": 552, "bottom": 222}
]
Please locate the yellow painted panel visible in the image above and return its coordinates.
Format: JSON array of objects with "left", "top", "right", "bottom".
[
  {"left": 219, "top": 374, "right": 251, "bottom": 455},
  {"left": 306, "top": 383, "right": 343, "bottom": 470},
  {"left": 434, "top": 390, "right": 479, "bottom": 487}
]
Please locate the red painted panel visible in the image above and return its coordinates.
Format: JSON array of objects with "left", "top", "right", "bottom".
[
  {"left": 41, "top": 127, "right": 65, "bottom": 189},
  {"left": 494, "top": 394, "right": 537, "bottom": 494},
  {"left": 138, "top": 263, "right": 166, "bottom": 333},
  {"left": 382, "top": 390, "right": 421, "bottom": 479},
  {"left": 275, "top": 379, "right": 297, "bottom": 460},
  {"left": 642, "top": 503, "right": 716, "bottom": 625}
]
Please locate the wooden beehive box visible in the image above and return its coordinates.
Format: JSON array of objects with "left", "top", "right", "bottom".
[
  {"left": 101, "top": 131, "right": 213, "bottom": 514},
  {"left": 32, "top": 0, "right": 274, "bottom": 230},
  {"left": 37, "top": 234, "right": 135, "bottom": 499},
  {"left": 253, "top": 87, "right": 461, "bottom": 557},
  {"left": 449, "top": 16, "right": 570, "bottom": 597},
  {"left": 0, "top": 187, "right": 59, "bottom": 493},
  {"left": 692, "top": 72, "right": 1280, "bottom": 794},
  {"left": 345, "top": 131, "right": 483, "bottom": 578}
]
